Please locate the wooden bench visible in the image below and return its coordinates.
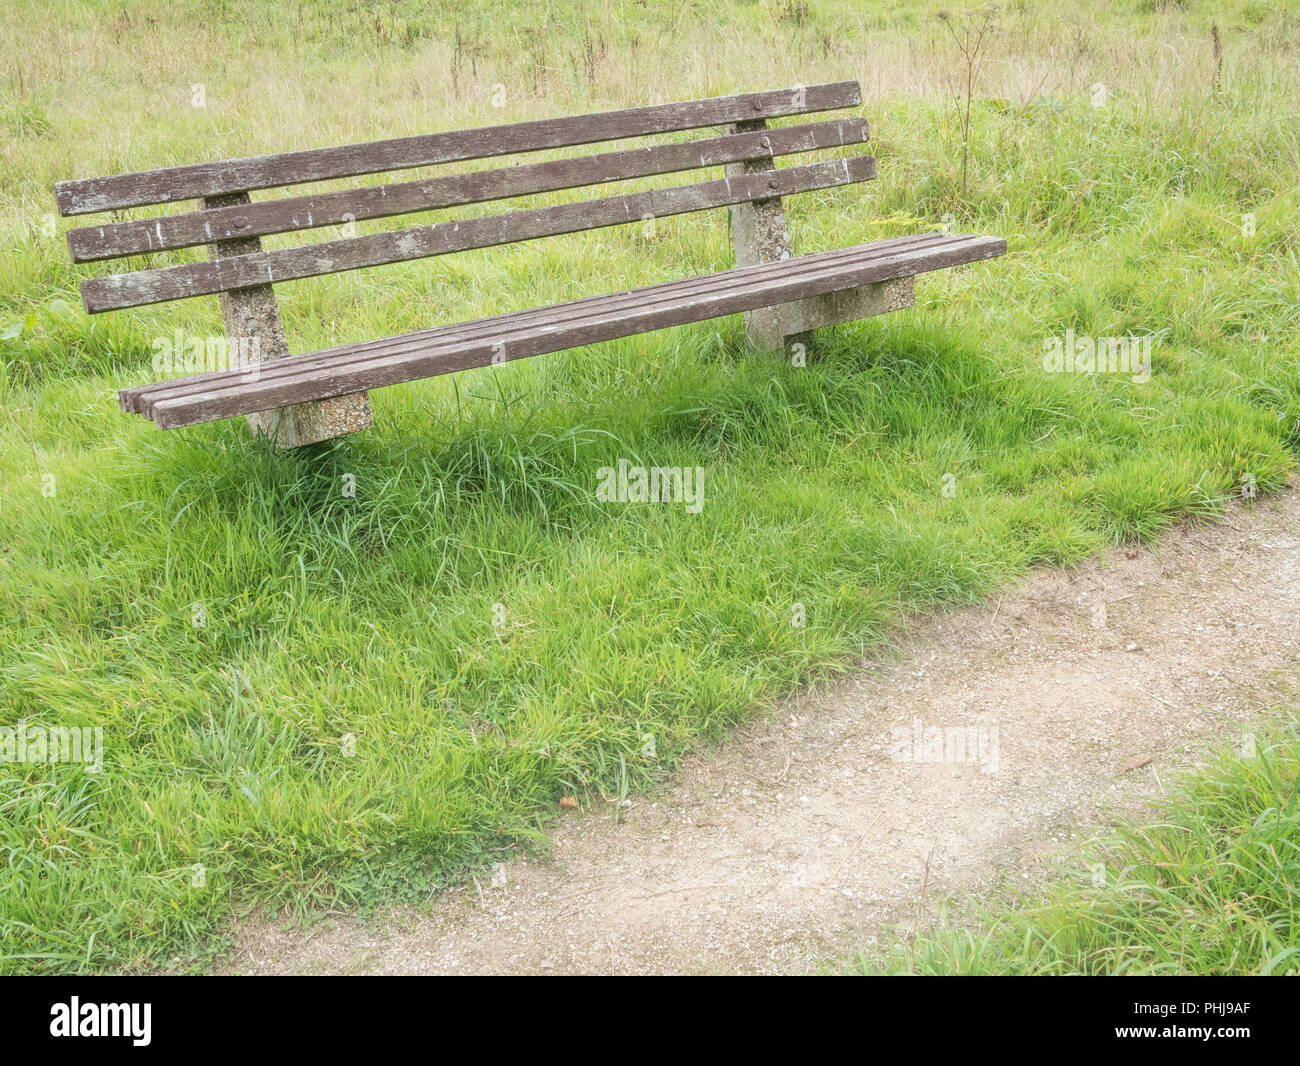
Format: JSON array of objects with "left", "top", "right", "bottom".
[{"left": 55, "top": 81, "right": 1006, "bottom": 448}]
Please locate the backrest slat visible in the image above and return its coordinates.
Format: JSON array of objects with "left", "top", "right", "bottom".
[
  {"left": 54, "top": 82, "right": 861, "bottom": 216},
  {"left": 66, "top": 117, "right": 867, "bottom": 263},
  {"left": 80, "top": 155, "right": 876, "bottom": 313}
]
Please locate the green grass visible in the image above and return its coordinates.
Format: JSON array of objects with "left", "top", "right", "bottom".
[
  {"left": 845, "top": 713, "right": 1300, "bottom": 975},
  {"left": 1, "top": 0, "right": 1299, "bottom": 972}
]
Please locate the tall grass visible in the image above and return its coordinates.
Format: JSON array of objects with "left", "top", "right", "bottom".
[{"left": 1, "top": 0, "right": 1298, "bottom": 972}]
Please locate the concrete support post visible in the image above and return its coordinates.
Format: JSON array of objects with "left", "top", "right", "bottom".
[
  {"left": 725, "top": 119, "right": 807, "bottom": 356},
  {"left": 725, "top": 121, "right": 916, "bottom": 358},
  {"left": 204, "top": 192, "right": 372, "bottom": 447}
]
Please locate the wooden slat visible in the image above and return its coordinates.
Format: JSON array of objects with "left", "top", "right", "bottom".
[
  {"left": 54, "top": 82, "right": 862, "bottom": 216},
  {"left": 67, "top": 118, "right": 868, "bottom": 263},
  {"left": 135, "top": 236, "right": 1006, "bottom": 429},
  {"left": 122, "top": 234, "right": 945, "bottom": 415},
  {"left": 81, "top": 155, "right": 878, "bottom": 313}
]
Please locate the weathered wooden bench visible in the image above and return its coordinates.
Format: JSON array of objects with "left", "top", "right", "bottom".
[{"left": 55, "top": 81, "right": 1005, "bottom": 448}]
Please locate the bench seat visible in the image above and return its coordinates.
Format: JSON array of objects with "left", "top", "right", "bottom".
[{"left": 121, "top": 232, "right": 1004, "bottom": 431}]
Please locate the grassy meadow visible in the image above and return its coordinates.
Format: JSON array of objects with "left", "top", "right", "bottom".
[{"left": 1, "top": 0, "right": 1298, "bottom": 972}]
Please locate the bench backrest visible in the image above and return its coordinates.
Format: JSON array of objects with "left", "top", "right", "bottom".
[{"left": 55, "top": 82, "right": 874, "bottom": 315}]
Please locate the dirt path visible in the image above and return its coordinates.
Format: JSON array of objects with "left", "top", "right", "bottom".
[{"left": 220, "top": 491, "right": 1300, "bottom": 975}]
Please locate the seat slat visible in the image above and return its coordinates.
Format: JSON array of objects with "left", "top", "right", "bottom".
[
  {"left": 54, "top": 82, "right": 862, "bottom": 216},
  {"left": 69, "top": 118, "right": 868, "bottom": 263},
  {"left": 122, "top": 234, "right": 944, "bottom": 414},
  {"left": 136, "top": 235, "right": 1006, "bottom": 429},
  {"left": 82, "top": 155, "right": 877, "bottom": 313}
]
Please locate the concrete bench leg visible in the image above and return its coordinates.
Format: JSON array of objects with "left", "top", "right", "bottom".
[
  {"left": 204, "top": 192, "right": 372, "bottom": 448},
  {"left": 726, "top": 119, "right": 915, "bottom": 359},
  {"left": 751, "top": 276, "right": 916, "bottom": 353},
  {"left": 725, "top": 119, "right": 805, "bottom": 354}
]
